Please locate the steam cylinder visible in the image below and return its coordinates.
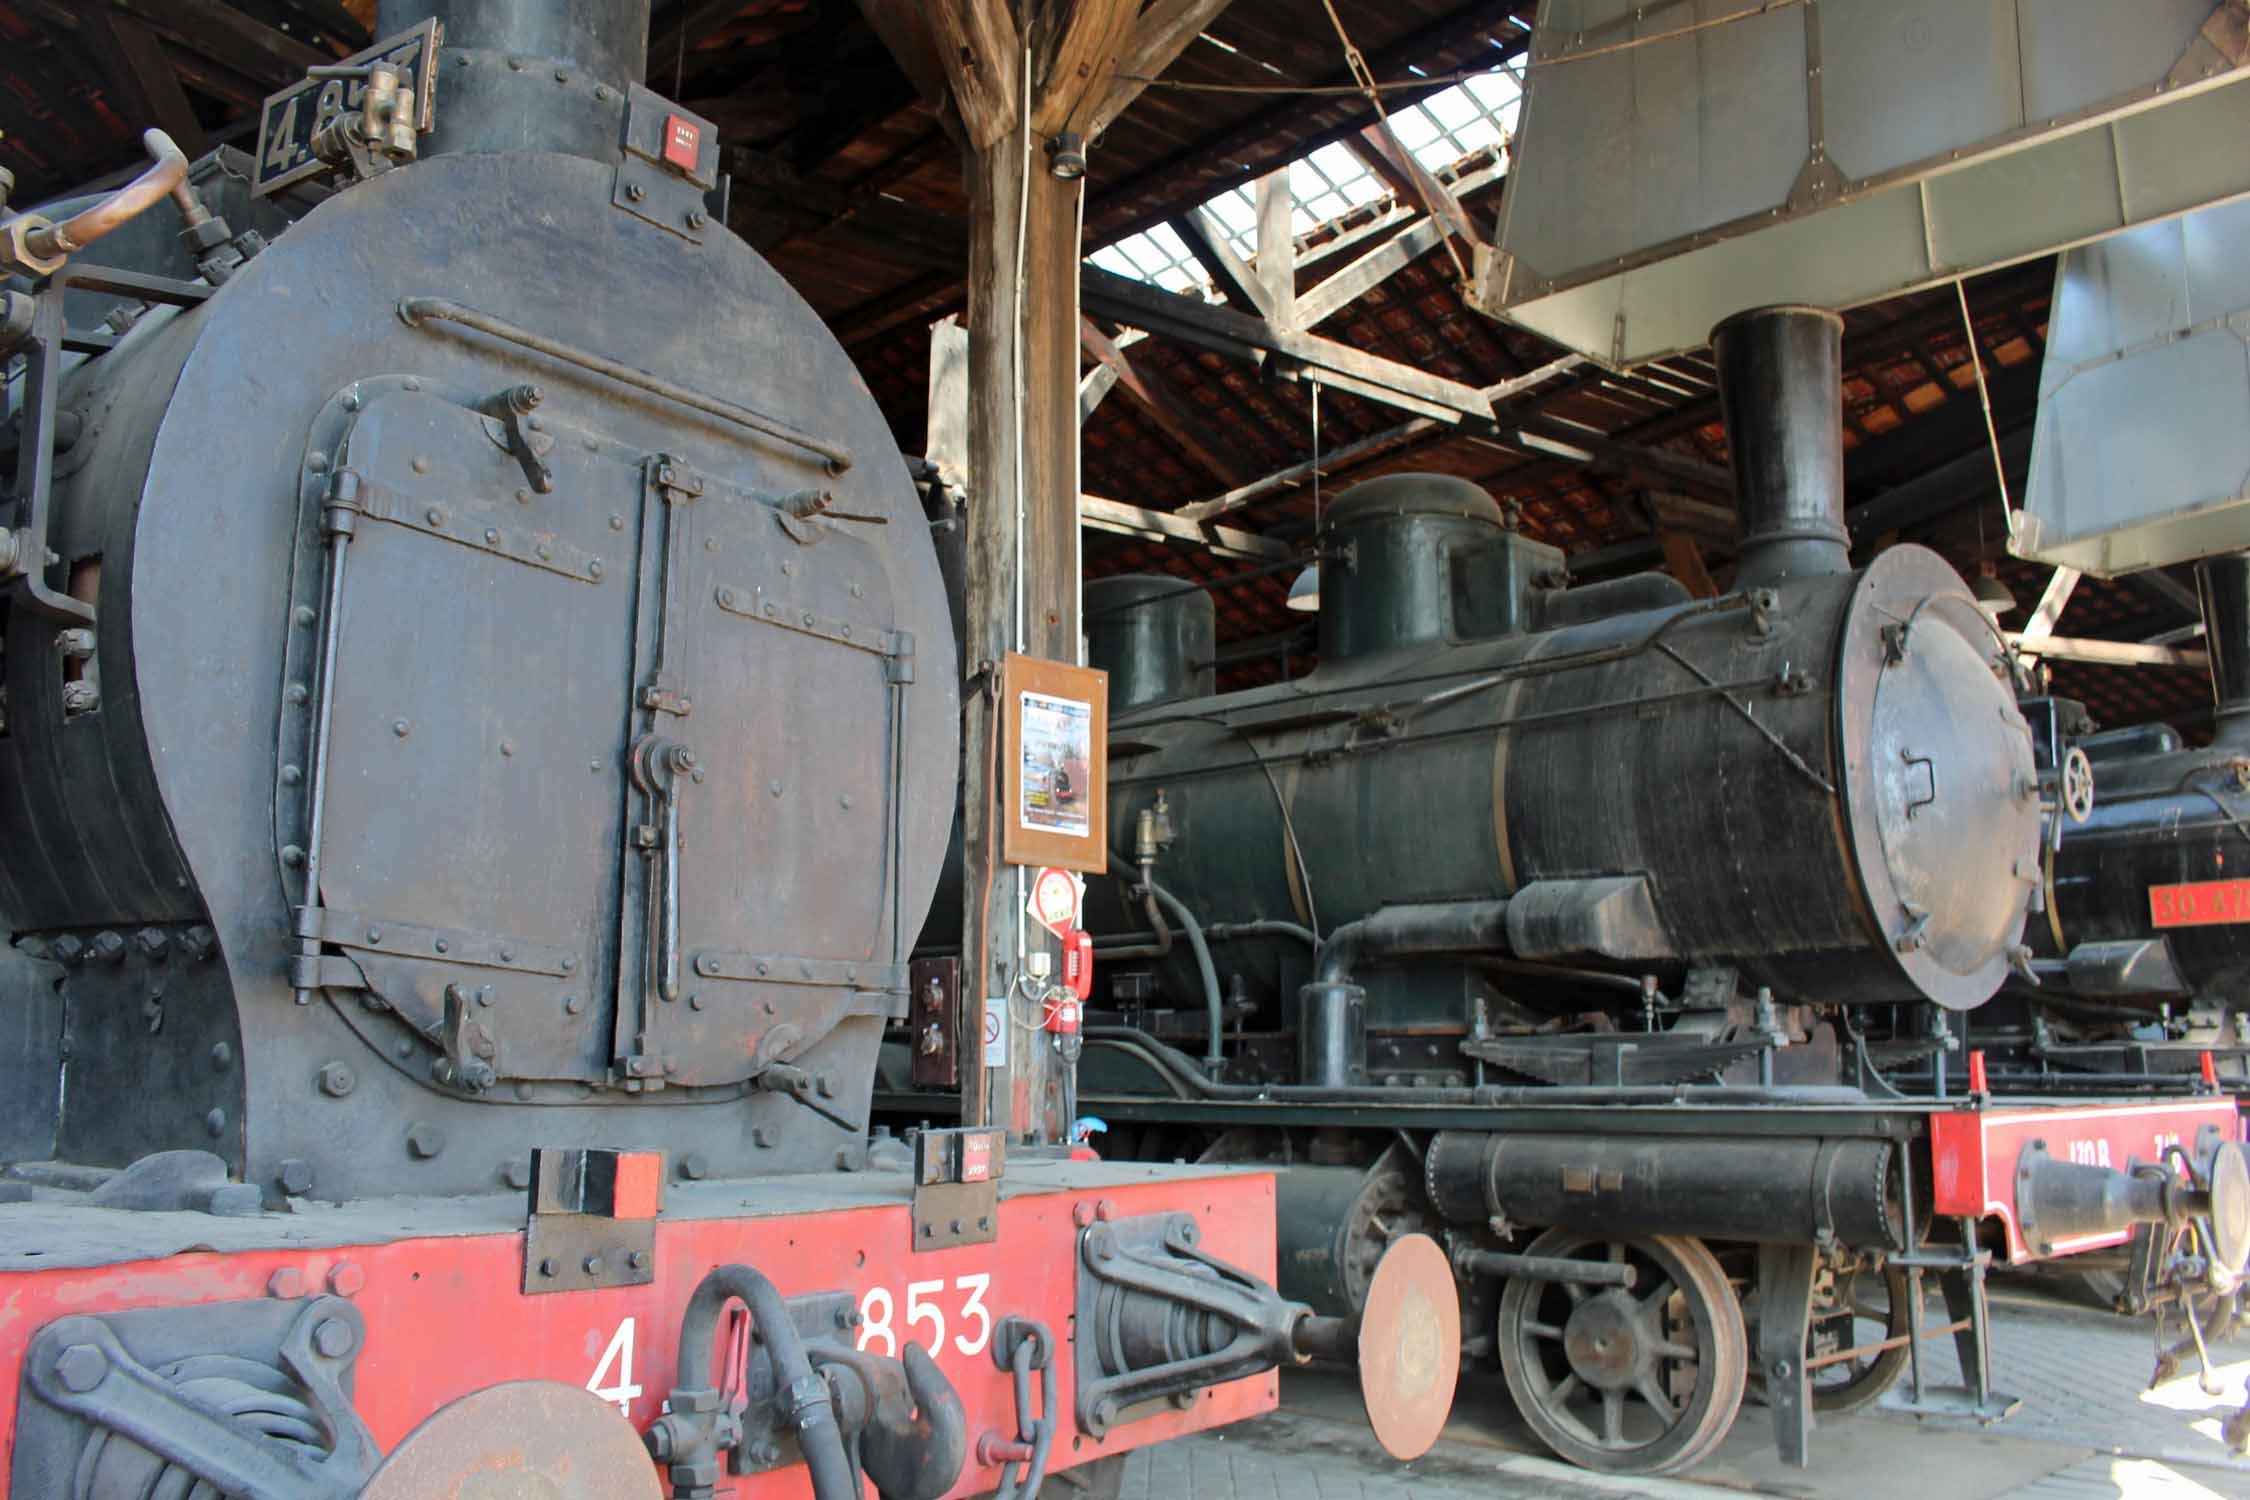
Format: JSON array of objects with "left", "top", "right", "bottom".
[{"left": 1085, "top": 308, "right": 2043, "bottom": 1021}]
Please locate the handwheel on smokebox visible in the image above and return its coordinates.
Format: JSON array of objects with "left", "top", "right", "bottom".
[{"left": 1496, "top": 1229, "right": 1746, "bottom": 1476}]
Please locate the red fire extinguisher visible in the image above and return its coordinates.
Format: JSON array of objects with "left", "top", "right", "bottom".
[{"left": 1046, "top": 930, "right": 1091, "bottom": 1035}]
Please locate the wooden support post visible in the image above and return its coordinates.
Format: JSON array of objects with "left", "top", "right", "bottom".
[{"left": 882, "top": 0, "right": 1161, "bottom": 1144}]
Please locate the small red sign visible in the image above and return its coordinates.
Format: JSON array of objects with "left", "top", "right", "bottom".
[
  {"left": 612, "top": 1151, "right": 665, "bottom": 1220},
  {"left": 2149, "top": 877, "right": 2250, "bottom": 929},
  {"left": 959, "top": 1131, "right": 994, "bottom": 1183},
  {"left": 661, "top": 113, "right": 702, "bottom": 174}
]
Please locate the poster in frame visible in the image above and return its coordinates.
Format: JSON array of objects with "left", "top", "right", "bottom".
[{"left": 1000, "top": 653, "right": 1108, "bottom": 873}]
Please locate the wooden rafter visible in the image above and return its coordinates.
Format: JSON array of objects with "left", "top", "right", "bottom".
[
  {"left": 85, "top": 6, "right": 206, "bottom": 155},
  {"left": 923, "top": 0, "right": 1024, "bottom": 150},
  {"left": 110, "top": 0, "right": 326, "bottom": 86},
  {"left": 1080, "top": 316, "right": 1248, "bottom": 485},
  {"left": 1089, "top": 0, "right": 1239, "bottom": 136}
]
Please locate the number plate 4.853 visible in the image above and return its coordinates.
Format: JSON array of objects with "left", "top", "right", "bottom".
[{"left": 252, "top": 19, "right": 441, "bottom": 197}]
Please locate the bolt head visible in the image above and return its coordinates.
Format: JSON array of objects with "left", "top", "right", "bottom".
[
  {"left": 629, "top": 1250, "right": 650, "bottom": 1272},
  {"left": 54, "top": 1343, "right": 108, "bottom": 1393},
  {"left": 313, "top": 1318, "right": 355, "bottom": 1358},
  {"left": 503, "top": 1158, "right": 533, "bottom": 1190},
  {"left": 277, "top": 1158, "right": 314, "bottom": 1195},
  {"left": 405, "top": 1122, "right": 444, "bottom": 1158},
  {"left": 317, "top": 1062, "right": 355, "bottom": 1098},
  {"left": 268, "top": 1267, "right": 308, "bottom": 1299},
  {"left": 583, "top": 1255, "right": 604, "bottom": 1276},
  {"left": 327, "top": 1261, "right": 366, "bottom": 1298},
  {"left": 539, "top": 1256, "right": 560, "bottom": 1278}
]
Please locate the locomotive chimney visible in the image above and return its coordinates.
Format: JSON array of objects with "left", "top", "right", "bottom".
[
  {"left": 1710, "top": 305, "right": 1852, "bottom": 589},
  {"left": 377, "top": 0, "right": 652, "bottom": 160},
  {"left": 2197, "top": 551, "right": 2250, "bottom": 747}
]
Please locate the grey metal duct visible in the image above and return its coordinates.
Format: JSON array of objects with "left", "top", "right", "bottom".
[{"left": 1479, "top": 0, "right": 2250, "bottom": 367}]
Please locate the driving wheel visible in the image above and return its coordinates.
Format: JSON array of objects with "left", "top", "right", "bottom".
[{"left": 1496, "top": 1229, "right": 1746, "bottom": 1476}]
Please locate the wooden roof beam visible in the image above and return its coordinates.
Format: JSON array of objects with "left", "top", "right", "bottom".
[
  {"left": 1089, "top": 0, "right": 1239, "bottom": 136},
  {"left": 1348, "top": 120, "right": 1485, "bottom": 263},
  {"left": 1080, "top": 316, "right": 1249, "bottom": 485},
  {"left": 1171, "top": 208, "right": 1274, "bottom": 319},
  {"left": 85, "top": 6, "right": 207, "bottom": 156},
  {"left": 919, "top": 0, "right": 1023, "bottom": 151},
  {"left": 110, "top": 0, "right": 326, "bottom": 86}
]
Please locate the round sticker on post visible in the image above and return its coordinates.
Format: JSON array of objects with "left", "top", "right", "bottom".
[{"left": 1026, "top": 866, "right": 1083, "bottom": 939}]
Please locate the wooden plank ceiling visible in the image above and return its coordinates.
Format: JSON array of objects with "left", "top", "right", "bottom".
[{"left": 0, "top": 0, "right": 2217, "bottom": 736}]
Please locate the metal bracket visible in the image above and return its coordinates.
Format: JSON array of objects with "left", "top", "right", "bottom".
[
  {"left": 911, "top": 1127, "right": 1003, "bottom": 1252},
  {"left": 712, "top": 582, "right": 893, "bottom": 656},
  {"left": 338, "top": 473, "right": 606, "bottom": 584},
  {"left": 614, "top": 87, "right": 719, "bottom": 243},
  {"left": 727, "top": 1293, "right": 857, "bottom": 1475},
  {"left": 22, "top": 1298, "right": 376, "bottom": 1500},
  {"left": 523, "top": 1148, "right": 662, "bottom": 1294},
  {"left": 3, "top": 267, "right": 208, "bottom": 626},
  {"left": 910, "top": 957, "right": 961, "bottom": 1088},
  {"left": 690, "top": 950, "right": 905, "bottom": 993},
  {"left": 302, "top": 905, "right": 581, "bottom": 978},
  {"left": 1757, "top": 1242, "right": 1818, "bottom": 1468}
]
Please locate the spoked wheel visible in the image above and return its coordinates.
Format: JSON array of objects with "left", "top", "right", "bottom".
[
  {"left": 1801, "top": 1264, "right": 1912, "bottom": 1416},
  {"left": 1497, "top": 1229, "right": 1747, "bottom": 1476}
]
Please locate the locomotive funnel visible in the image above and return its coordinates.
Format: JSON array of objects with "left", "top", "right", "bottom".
[
  {"left": 1711, "top": 305, "right": 1852, "bottom": 588},
  {"left": 377, "top": 0, "right": 653, "bottom": 159},
  {"left": 2196, "top": 551, "right": 2250, "bottom": 746}
]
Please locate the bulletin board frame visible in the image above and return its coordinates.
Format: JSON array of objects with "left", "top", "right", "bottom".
[{"left": 1000, "top": 653, "right": 1108, "bottom": 873}]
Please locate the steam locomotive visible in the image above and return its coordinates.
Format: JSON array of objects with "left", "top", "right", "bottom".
[
  {"left": 0, "top": 4, "right": 1445, "bottom": 1496},
  {"left": 1974, "top": 553, "right": 2250, "bottom": 1092},
  {"left": 894, "top": 306, "right": 2250, "bottom": 1474}
]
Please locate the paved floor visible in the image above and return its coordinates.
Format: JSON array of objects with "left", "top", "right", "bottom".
[{"left": 1115, "top": 1282, "right": 2250, "bottom": 1500}]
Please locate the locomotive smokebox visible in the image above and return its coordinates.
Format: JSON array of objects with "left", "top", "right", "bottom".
[
  {"left": 376, "top": 0, "right": 654, "bottom": 160},
  {"left": 1711, "top": 306, "right": 1852, "bottom": 587}
]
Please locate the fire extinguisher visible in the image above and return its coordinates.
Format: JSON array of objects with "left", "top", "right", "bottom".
[{"left": 1045, "top": 930, "right": 1090, "bottom": 1038}]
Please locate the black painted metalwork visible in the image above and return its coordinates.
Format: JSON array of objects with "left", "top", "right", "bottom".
[{"left": 0, "top": 14, "right": 956, "bottom": 1203}]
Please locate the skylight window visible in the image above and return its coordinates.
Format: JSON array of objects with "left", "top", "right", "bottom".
[{"left": 1085, "top": 67, "right": 1526, "bottom": 294}]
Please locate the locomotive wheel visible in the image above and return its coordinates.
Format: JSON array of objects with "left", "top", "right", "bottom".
[{"left": 1497, "top": 1230, "right": 1746, "bottom": 1476}]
